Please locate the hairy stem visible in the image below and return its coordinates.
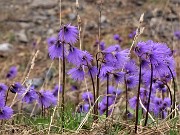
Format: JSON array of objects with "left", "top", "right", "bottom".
[
  {"left": 144, "top": 63, "right": 153, "bottom": 126},
  {"left": 135, "top": 60, "right": 142, "bottom": 133}
]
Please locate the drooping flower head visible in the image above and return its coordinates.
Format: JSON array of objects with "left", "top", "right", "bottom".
[
  {"left": 47, "top": 36, "right": 57, "bottom": 46},
  {"left": 68, "top": 67, "right": 85, "bottom": 81},
  {"left": 48, "top": 40, "right": 64, "bottom": 60},
  {"left": 9, "top": 82, "right": 22, "bottom": 93},
  {"left": 19, "top": 87, "right": 38, "bottom": 104},
  {"left": 6, "top": 66, "right": 17, "bottom": 79},
  {"left": 80, "top": 104, "right": 90, "bottom": 113},
  {"left": 113, "top": 34, "right": 122, "bottom": 43},
  {"left": 174, "top": 31, "right": 180, "bottom": 40},
  {"left": 88, "top": 66, "right": 98, "bottom": 78},
  {"left": 129, "top": 30, "right": 136, "bottom": 38},
  {"left": 82, "top": 91, "right": 93, "bottom": 103},
  {"left": 67, "top": 46, "right": 82, "bottom": 66},
  {"left": 0, "top": 106, "right": 13, "bottom": 120},
  {"left": 38, "top": 90, "right": 57, "bottom": 108},
  {"left": 113, "top": 72, "right": 125, "bottom": 84},
  {"left": 59, "top": 24, "right": 79, "bottom": 45}
]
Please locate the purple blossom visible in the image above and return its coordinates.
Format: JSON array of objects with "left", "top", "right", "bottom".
[
  {"left": 155, "top": 81, "right": 167, "bottom": 93},
  {"left": 10, "top": 82, "right": 22, "bottom": 93},
  {"left": 6, "top": 66, "right": 17, "bottom": 79},
  {"left": 163, "top": 97, "right": 171, "bottom": 108},
  {"left": 126, "top": 75, "right": 138, "bottom": 88},
  {"left": 80, "top": 104, "right": 90, "bottom": 113},
  {"left": 113, "top": 34, "right": 122, "bottom": 42},
  {"left": 71, "top": 85, "right": 78, "bottom": 91},
  {"left": 47, "top": 36, "right": 57, "bottom": 46},
  {"left": 38, "top": 90, "right": 57, "bottom": 108},
  {"left": 129, "top": 30, "right": 136, "bottom": 38},
  {"left": 68, "top": 67, "right": 85, "bottom": 81},
  {"left": 100, "top": 41, "right": 105, "bottom": 50},
  {"left": 88, "top": 66, "right": 98, "bottom": 78},
  {"left": 48, "top": 40, "right": 64, "bottom": 60},
  {"left": 0, "top": 106, "right": 13, "bottom": 120},
  {"left": 19, "top": 87, "right": 38, "bottom": 104},
  {"left": 99, "top": 65, "right": 114, "bottom": 80},
  {"left": 0, "top": 83, "right": 8, "bottom": 95},
  {"left": 59, "top": 24, "right": 79, "bottom": 44},
  {"left": 113, "top": 72, "right": 125, "bottom": 84},
  {"left": 103, "top": 44, "right": 121, "bottom": 53},
  {"left": 124, "top": 60, "right": 138, "bottom": 75},
  {"left": 82, "top": 92, "right": 93, "bottom": 103},
  {"left": 129, "top": 96, "right": 137, "bottom": 109},
  {"left": 0, "top": 96, "right": 5, "bottom": 108},
  {"left": 52, "top": 84, "right": 62, "bottom": 97},
  {"left": 114, "top": 49, "right": 129, "bottom": 68},
  {"left": 67, "top": 46, "right": 82, "bottom": 65},
  {"left": 174, "top": 31, "right": 180, "bottom": 40},
  {"left": 113, "top": 88, "right": 122, "bottom": 96},
  {"left": 81, "top": 51, "right": 93, "bottom": 65}
]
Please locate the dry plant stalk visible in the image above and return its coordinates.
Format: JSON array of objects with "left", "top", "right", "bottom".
[{"left": 10, "top": 50, "right": 39, "bottom": 108}]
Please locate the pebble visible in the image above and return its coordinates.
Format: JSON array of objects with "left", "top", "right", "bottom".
[{"left": 0, "top": 43, "right": 14, "bottom": 52}]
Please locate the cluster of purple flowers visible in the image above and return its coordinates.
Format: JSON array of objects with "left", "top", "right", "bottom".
[{"left": 0, "top": 83, "right": 13, "bottom": 119}]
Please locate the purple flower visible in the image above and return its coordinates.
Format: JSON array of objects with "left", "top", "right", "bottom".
[
  {"left": 10, "top": 82, "right": 22, "bottom": 93},
  {"left": 100, "top": 41, "right": 105, "bottom": 50},
  {"left": 129, "top": 30, "right": 136, "bottom": 38},
  {"left": 140, "top": 87, "right": 149, "bottom": 99},
  {"left": 113, "top": 34, "right": 122, "bottom": 42},
  {"left": 81, "top": 51, "right": 93, "bottom": 65},
  {"left": 81, "top": 104, "right": 90, "bottom": 113},
  {"left": 38, "top": 90, "right": 57, "bottom": 108},
  {"left": 71, "top": 85, "right": 78, "bottom": 91},
  {"left": 113, "top": 72, "right": 125, "bottom": 84},
  {"left": 103, "top": 44, "right": 121, "bottom": 53},
  {"left": 0, "top": 106, "right": 13, "bottom": 120},
  {"left": 124, "top": 60, "right": 138, "bottom": 75},
  {"left": 6, "top": 66, "right": 17, "bottom": 79},
  {"left": 67, "top": 46, "right": 82, "bottom": 65},
  {"left": 19, "top": 87, "right": 38, "bottom": 104},
  {"left": 101, "top": 96, "right": 115, "bottom": 106},
  {"left": 52, "top": 84, "right": 62, "bottom": 97},
  {"left": 47, "top": 36, "right": 57, "bottom": 46},
  {"left": 174, "top": 31, "right": 180, "bottom": 40},
  {"left": 68, "top": 67, "right": 85, "bottom": 81},
  {"left": 82, "top": 92, "right": 93, "bottom": 103},
  {"left": 114, "top": 49, "right": 129, "bottom": 68},
  {"left": 163, "top": 98, "right": 171, "bottom": 108},
  {"left": 59, "top": 24, "right": 79, "bottom": 44},
  {"left": 48, "top": 40, "right": 64, "bottom": 60},
  {"left": 99, "top": 65, "right": 114, "bottom": 80},
  {"left": 126, "top": 75, "right": 138, "bottom": 88},
  {"left": 129, "top": 96, "right": 137, "bottom": 109},
  {"left": 88, "top": 66, "right": 98, "bottom": 78},
  {"left": 155, "top": 81, "right": 167, "bottom": 93},
  {"left": 113, "top": 88, "right": 122, "bottom": 96},
  {"left": 0, "top": 96, "right": 5, "bottom": 107},
  {"left": 135, "top": 41, "right": 152, "bottom": 57},
  {"left": 0, "top": 83, "right": 8, "bottom": 95}
]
